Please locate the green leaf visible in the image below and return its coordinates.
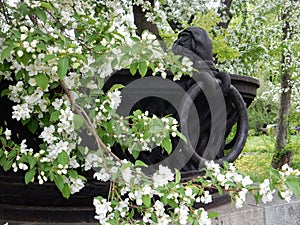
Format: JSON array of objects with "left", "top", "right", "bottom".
[
  {"left": 57, "top": 150, "right": 69, "bottom": 166},
  {"left": 142, "top": 195, "right": 151, "bottom": 207},
  {"left": 49, "top": 172, "right": 54, "bottom": 181},
  {"left": 135, "top": 160, "right": 148, "bottom": 167},
  {"left": 253, "top": 193, "right": 261, "bottom": 205},
  {"left": 1, "top": 45, "right": 15, "bottom": 62},
  {"left": 7, "top": 148, "right": 17, "bottom": 160},
  {"left": 216, "top": 185, "right": 223, "bottom": 195},
  {"left": 0, "top": 137, "right": 6, "bottom": 147},
  {"left": 25, "top": 168, "right": 36, "bottom": 184},
  {"left": 149, "top": 126, "right": 162, "bottom": 133},
  {"left": 73, "top": 114, "right": 84, "bottom": 130},
  {"left": 175, "top": 130, "right": 187, "bottom": 143},
  {"left": 72, "top": 53, "right": 88, "bottom": 64},
  {"left": 16, "top": 69, "right": 25, "bottom": 80},
  {"left": 0, "top": 154, "right": 6, "bottom": 167},
  {"left": 3, "top": 159, "right": 14, "bottom": 171},
  {"left": 109, "top": 84, "right": 124, "bottom": 92},
  {"left": 18, "top": 2, "right": 29, "bottom": 15},
  {"left": 50, "top": 111, "right": 60, "bottom": 122},
  {"left": 175, "top": 169, "right": 181, "bottom": 183},
  {"left": 107, "top": 219, "right": 119, "bottom": 225},
  {"left": 132, "top": 149, "right": 140, "bottom": 159},
  {"left": 1, "top": 88, "right": 10, "bottom": 97},
  {"left": 68, "top": 170, "right": 78, "bottom": 179},
  {"left": 120, "top": 161, "right": 132, "bottom": 171},
  {"left": 54, "top": 174, "right": 64, "bottom": 191},
  {"left": 286, "top": 179, "right": 300, "bottom": 197},
  {"left": 130, "top": 62, "right": 138, "bottom": 75},
  {"left": 34, "top": 8, "right": 47, "bottom": 24},
  {"left": 161, "top": 138, "right": 172, "bottom": 155},
  {"left": 208, "top": 211, "right": 220, "bottom": 219},
  {"left": 192, "top": 220, "right": 200, "bottom": 225},
  {"left": 27, "top": 119, "right": 38, "bottom": 134},
  {"left": 42, "top": 54, "right": 57, "bottom": 62},
  {"left": 11, "top": 30, "right": 21, "bottom": 39},
  {"left": 138, "top": 61, "right": 147, "bottom": 77},
  {"left": 35, "top": 74, "right": 49, "bottom": 90},
  {"left": 62, "top": 183, "right": 71, "bottom": 198},
  {"left": 20, "top": 52, "right": 31, "bottom": 66},
  {"left": 57, "top": 57, "right": 69, "bottom": 79},
  {"left": 36, "top": 43, "right": 47, "bottom": 51},
  {"left": 168, "top": 199, "right": 178, "bottom": 208},
  {"left": 41, "top": 2, "right": 54, "bottom": 11},
  {"left": 27, "top": 156, "right": 37, "bottom": 169},
  {"left": 93, "top": 45, "right": 107, "bottom": 52}
]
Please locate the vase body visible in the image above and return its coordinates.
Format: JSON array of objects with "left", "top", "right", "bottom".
[{"left": 0, "top": 70, "right": 259, "bottom": 223}]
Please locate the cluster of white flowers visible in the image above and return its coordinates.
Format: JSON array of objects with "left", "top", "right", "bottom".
[
  {"left": 107, "top": 90, "right": 122, "bottom": 110},
  {"left": 205, "top": 161, "right": 255, "bottom": 208},
  {"left": 4, "top": 128, "right": 11, "bottom": 140},
  {"left": 152, "top": 165, "right": 174, "bottom": 187},
  {"left": 35, "top": 103, "right": 79, "bottom": 167},
  {"left": 9, "top": 140, "right": 33, "bottom": 173},
  {"left": 278, "top": 164, "right": 300, "bottom": 202},
  {"left": 39, "top": 125, "right": 58, "bottom": 144},
  {"left": 93, "top": 168, "right": 111, "bottom": 182},
  {"left": 57, "top": 107, "right": 75, "bottom": 135},
  {"left": 259, "top": 179, "right": 275, "bottom": 203},
  {"left": 67, "top": 177, "right": 85, "bottom": 194},
  {"left": 151, "top": 200, "right": 171, "bottom": 224},
  {"left": 196, "top": 208, "right": 211, "bottom": 225},
  {"left": 1, "top": 1, "right": 299, "bottom": 224},
  {"left": 37, "top": 171, "right": 48, "bottom": 185},
  {"left": 196, "top": 190, "right": 213, "bottom": 204},
  {"left": 11, "top": 103, "right": 32, "bottom": 121},
  {"left": 84, "top": 152, "right": 103, "bottom": 171},
  {"left": 93, "top": 198, "right": 113, "bottom": 224}
]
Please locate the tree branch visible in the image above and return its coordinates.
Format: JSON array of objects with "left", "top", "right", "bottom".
[
  {"left": 133, "top": 0, "right": 160, "bottom": 38},
  {"left": 217, "top": 0, "right": 233, "bottom": 29},
  {"left": 60, "top": 80, "right": 120, "bottom": 162},
  {"left": 0, "top": 0, "right": 11, "bottom": 25}
]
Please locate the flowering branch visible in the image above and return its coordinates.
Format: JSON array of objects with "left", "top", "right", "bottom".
[{"left": 59, "top": 79, "right": 121, "bottom": 162}]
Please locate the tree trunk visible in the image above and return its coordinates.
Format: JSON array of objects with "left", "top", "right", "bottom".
[
  {"left": 133, "top": 0, "right": 160, "bottom": 38},
  {"left": 272, "top": 14, "right": 292, "bottom": 169},
  {"left": 217, "top": 0, "right": 233, "bottom": 29}
]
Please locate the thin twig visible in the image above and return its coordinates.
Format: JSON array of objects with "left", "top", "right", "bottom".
[
  {"left": 0, "top": 0, "right": 11, "bottom": 25},
  {"left": 60, "top": 80, "right": 120, "bottom": 162}
]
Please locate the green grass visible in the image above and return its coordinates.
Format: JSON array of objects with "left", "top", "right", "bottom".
[{"left": 234, "top": 134, "right": 300, "bottom": 182}]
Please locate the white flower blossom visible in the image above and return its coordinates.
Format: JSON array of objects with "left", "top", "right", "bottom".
[
  {"left": 281, "top": 189, "right": 293, "bottom": 202},
  {"left": 107, "top": 90, "right": 122, "bottom": 110},
  {"left": 69, "top": 177, "right": 85, "bottom": 194},
  {"left": 235, "top": 188, "right": 248, "bottom": 209},
  {"left": 152, "top": 165, "right": 174, "bottom": 187},
  {"left": 4, "top": 128, "right": 11, "bottom": 140},
  {"left": 84, "top": 153, "right": 103, "bottom": 171},
  {"left": 200, "top": 191, "right": 212, "bottom": 204},
  {"left": 46, "top": 140, "right": 70, "bottom": 160},
  {"left": 259, "top": 179, "right": 275, "bottom": 203},
  {"left": 242, "top": 176, "right": 253, "bottom": 187},
  {"left": 93, "top": 198, "right": 112, "bottom": 223},
  {"left": 39, "top": 125, "right": 58, "bottom": 144},
  {"left": 122, "top": 167, "right": 133, "bottom": 184},
  {"left": 12, "top": 103, "right": 32, "bottom": 121},
  {"left": 197, "top": 208, "right": 211, "bottom": 225},
  {"left": 175, "top": 204, "right": 189, "bottom": 225},
  {"left": 94, "top": 168, "right": 111, "bottom": 182},
  {"left": 69, "top": 156, "right": 80, "bottom": 169}
]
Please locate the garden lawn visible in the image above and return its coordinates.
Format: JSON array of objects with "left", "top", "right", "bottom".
[{"left": 234, "top": 134, "right": 300, "bottom": 183}]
